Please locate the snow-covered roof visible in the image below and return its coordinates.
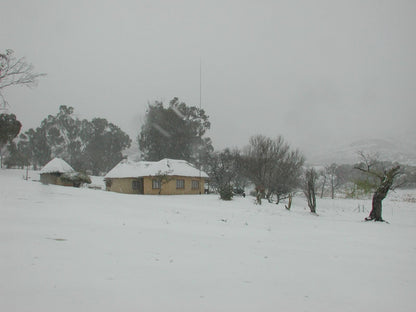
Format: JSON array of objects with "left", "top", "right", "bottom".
[
  {"left": 40, "top": 158, "right": 75, "bottom": 174},
  {"left": 104, "top": 158, "right": 209, "bottom": 179}
]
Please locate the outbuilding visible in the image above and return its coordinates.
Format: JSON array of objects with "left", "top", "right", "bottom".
[
  {"left": 104, "top": 158, "right": 208, "bottom": 195},
  {"left": 40, "top": 157, "right": 91, "bottom": 187}
]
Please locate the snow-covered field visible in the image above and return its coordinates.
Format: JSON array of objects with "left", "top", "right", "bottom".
[{"left": 1, "top": 169, "right": 416, "bottom": 312}]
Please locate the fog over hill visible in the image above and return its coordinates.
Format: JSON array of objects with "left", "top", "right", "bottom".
[
  {"left": 122, "top": 134, "right": 416, "bottom": 167},
  {"left": 307, "top": 134, "right": 416, "bottom": 166}
]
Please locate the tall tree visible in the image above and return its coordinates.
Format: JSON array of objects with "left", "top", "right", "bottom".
[
  {"left": 0, "top": 50, "right": 45, "bottom": 107},
  {"left": 138, "top": 97, "right": 213, "bottom": 164},
  {"left": 82, "top": 118, "right": 131, "bottom": 175},
  {"left": 0, "top": 113, "right": 22, "bottom": 167},
  {"left": 9, "top": 106, "right": 131, "bottom": 174},
  {"left": 354, "top": 152, "right": 402, "bottom": 222},
  {"left": 24, "top": 127, "right": 51, "bottom": 169}
]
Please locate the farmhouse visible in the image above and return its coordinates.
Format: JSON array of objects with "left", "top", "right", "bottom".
[
  {"left": 40, "top": 157, "right": 91, "bottom": 187},
  {"left": 104, "top": 158, "right": 208, "bottom": 195}
]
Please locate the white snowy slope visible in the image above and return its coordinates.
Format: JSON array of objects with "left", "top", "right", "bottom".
[{"left": 1, "top": 169, "right": 416, "bottom": 312}]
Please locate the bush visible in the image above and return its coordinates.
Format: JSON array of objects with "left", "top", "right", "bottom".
[
  {"left": 60, "top": 172, "right": 92, "bottom": 187},
  {"left": 219, "top": 185, "right": 234, "bottom": 200}
]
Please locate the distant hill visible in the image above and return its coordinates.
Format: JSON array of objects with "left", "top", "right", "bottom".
[{"left": 307, "top": 135, "right": 416, "bottom": 166}]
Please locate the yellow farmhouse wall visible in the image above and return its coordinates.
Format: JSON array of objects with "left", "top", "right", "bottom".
[
  {"left": 106, "top": 176, "right": 205, "bottom": 195},
  {"left": 106, "top": 177, "right": 140, "bottom": 194}
]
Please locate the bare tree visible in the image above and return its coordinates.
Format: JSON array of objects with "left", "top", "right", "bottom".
[
  {"left": 0, "top": 50, "right": 46, "bottom": 108},
  {"left": 242, "top": 135, "right": 304, "bottom": 204},
  {"left": 269, "top": 149, "right": 304, "bottom": 204},
  {"left": 327, "top": 163, "right": 347, "bottom": 199},
  {"left": 303, "top": 168, "right": 318, "bottom": 214},
  {"left": 354, "top": 152, "right": 402, "bottom": 222},
  {"left": 242, "top": 135, "right": 281, "bottom": 200},
  {"left": 318, "top": 168, "right": 327, "bottom": 198},
  {"left": 319, "top": 163, "right": 348, "bottom": 199}
]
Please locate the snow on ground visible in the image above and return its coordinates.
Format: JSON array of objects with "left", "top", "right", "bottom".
[{"left": 1, "top": 168, "right": 416, "bottom": 312}]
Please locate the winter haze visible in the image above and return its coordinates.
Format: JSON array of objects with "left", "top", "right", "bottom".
[{"left": 1, "top": 0, "right": 415, "bottom": 161}]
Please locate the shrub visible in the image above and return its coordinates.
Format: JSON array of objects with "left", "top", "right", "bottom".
[{"left": 219, "top": 185, "right": 233, "bottom": 201}]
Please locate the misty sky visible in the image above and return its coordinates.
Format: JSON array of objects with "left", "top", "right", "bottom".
[{"left": 2, "top": 0, "right": 415, "bottom": 157}]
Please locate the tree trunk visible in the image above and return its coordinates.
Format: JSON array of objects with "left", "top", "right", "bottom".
[
  {"left": 304, "top": 168, "right": 318, "bottom": 214},
  {"left": 366, "top": 166, "right": 400, "bottom": 222},
  {"left": 367, "top": 184, "right": 389, "bottom": 221},
  {"left": 320, "top": 175, "right": 326, "bottom": 198},
  {"left": 266, "top": 191, "right": 273, "bottom": 203},
  {"left": 368, "top": 194, "right": 383, "bottom": 221},
  {"left": 285, "top": 193, "right": 292, "bottom": 210},
  {"left": 307, "top": 190, "right": 316, "bottom": 213},
  {"left": 275, "top": 194, "right": 280, "bottom": 205},
  {"left": 256, "top": 192, "right": 262, "bottom": 205}
]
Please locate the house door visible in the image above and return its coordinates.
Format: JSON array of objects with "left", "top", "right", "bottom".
[{"left": 132, "top": 178, "right": 144, "bottom": 194}]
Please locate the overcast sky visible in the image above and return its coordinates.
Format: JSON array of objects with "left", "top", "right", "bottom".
[{"left": 2, "top": 0, "right": 415, "bottom": 157}]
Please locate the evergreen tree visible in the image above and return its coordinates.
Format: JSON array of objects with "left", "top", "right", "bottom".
[
  {"left": 206, "top": 148, "right": 243, "bottom": 200},
  {"left": 0, "top": 113, "right": 22, "bottom": 167},
  {"left": 138, "top": 97, "right": 213, "bottom": 164},
  {"left": 10, "top": 106, "right": 131, "bottom": 174},
  {"left": 82, "top": 118, "right": 131, "bottom": 175}
]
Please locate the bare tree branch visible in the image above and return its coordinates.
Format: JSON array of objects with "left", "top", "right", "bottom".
[
  {"left": 0, "top": 50, "right": 46, "bottom": 107},
  {"left": 354, "top": 151, "right": 384, "bottom": 180}
]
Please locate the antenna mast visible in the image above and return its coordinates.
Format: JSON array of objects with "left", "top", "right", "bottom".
[
  {"left": 199, "top": 59, "right": 202, "bottom": 110},
  {"left": 199, "top": 59, "right": 202, "bottom": 193}
]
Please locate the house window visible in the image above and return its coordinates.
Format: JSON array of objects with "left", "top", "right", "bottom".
[
  {"left": 176, "top": 179, "right": 185, "bottom": 189},
  {"left": 192, "top": 180, "right": 199, "bottom": 190},
  {"left": 132, "top": 180, "right": 139, "bottom": 190},
  {"left": 152, "top": 179, "right": 161, "bottom": 189}
]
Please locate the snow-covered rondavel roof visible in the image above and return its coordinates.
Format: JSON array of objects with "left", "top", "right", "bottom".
[
  {"left": 105, "top": 158, "right": 209, "bottom": 179},
  {"left": 40, "top": 157, "right": 75, "bottom": 174}
]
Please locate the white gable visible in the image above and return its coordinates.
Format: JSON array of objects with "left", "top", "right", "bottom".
[
  {"left": 105, "top": 158, "right": 208, "bottom": 179},
  {"left": 40, "top": 158, "right": 75, "bottom": 174}
]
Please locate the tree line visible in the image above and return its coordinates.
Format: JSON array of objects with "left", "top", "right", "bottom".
[
  {"left": 1, "top": 106, "right": 131, "bottom": 175},
  {"left": 1, "top": 49, "right": 415, "bottom": 222},
  {"left": 1, "top": 98, "right": 415, "bottom": 195}
]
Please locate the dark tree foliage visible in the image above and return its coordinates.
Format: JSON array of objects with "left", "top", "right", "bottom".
[
  {"left": 19, "top": 128, "right": 51, "bottom": 170},
  {"left": 0, "top": 113, "right": 22, "bottom": 167},
  {"left": 5, "top": 106, "right": 131, "bottom": 174},
  {"left": 0, "top": 114, "right": 21, "bottom": 148},
  {"left": 82, "top": 118, "right": 131, "bottom": 175},
  {"left": 206, "top": 148, "right": 246, "bottom": 200},
  {"left": 138, "top": 97, "right": 213, "bottom": 165}
]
